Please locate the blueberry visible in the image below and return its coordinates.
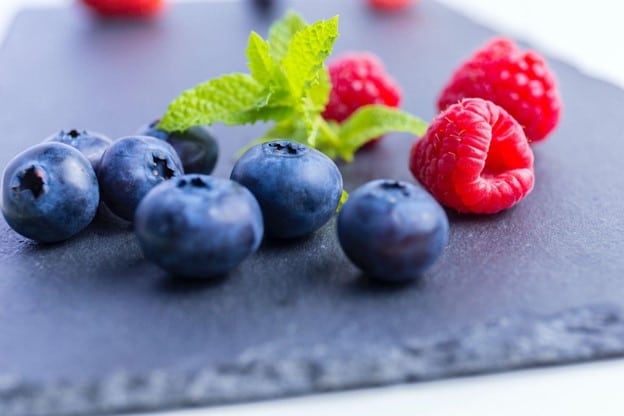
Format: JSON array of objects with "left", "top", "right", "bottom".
[
  {"left": 230, "top": 140, "right": 343, "bottom": 239},
  {"left": 137, "top": 120, "right": 219, "bottom": 175},
  {"left": 97, "top": 135, "right": 184, "bottom": 221},
  {"left": 337, "top": 179, "right": 449, "bottom": 281},
  {"left": 252, "top": 0, "right": 275, "bottom": 10},
  {"left": 45, "top": 129, "right": 112, "bottom": 171},
  {"left": 135, "top": 174, "right": 263, "bottom": 278},
  {"left": 1, "top": 142, "right": 99, "bottom": 243}
]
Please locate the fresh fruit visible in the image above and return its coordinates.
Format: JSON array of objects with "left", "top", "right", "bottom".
[
  {"left": 137, "top": 120, "right": 219, "bottom": 175},
  {"left": 337, "top": 179, "right": 448, "bottom": 281},
  {"left": 230, "top": 140, "right": 343, "bottom": 239},
  {"left": 97, "top": 136, "right": 183, "bottom": 221},
  {"left": 1, "top": 143, "right": 99, "bottom": 243},
  {"left": 437, "top": 37, "right": 561, "bottom": 143},
  {"left": 45, "top": 129, "right": 112, "bottom": 171},
  {"left": 323, "top": 52, "right": 402, "bottom": 148},
  {"left": 81, "top": 0, "right": 164, "bottom": 17},
  {"left": 410, "top": 98, "right": 534, "bottom": 214},
  {"left": 367, "top": 0, "right": 415, "bottom": 12},
  {"left": 135, "top": 175, "right": 263, "bottom": 279}
]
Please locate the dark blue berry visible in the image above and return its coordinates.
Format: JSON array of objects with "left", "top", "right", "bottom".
[
  {"left": 137, "top": 120, "right": 219, "bottom": 175},
  {"left": 45, "top": 129, "right": 112, "bottom": 171},
  {"left": 1, "top": 142, "right": 99, "bottom": 243},
  {"left": 134, "top": 174, "right": 263, "bottom": 278},
  {"left": 337, "top": 179, "right": 449, "bottom": 281},
  {"left": 97, "top": 135, "right": 184, "bottom": 221},
  {"left": 230, "top": 140, "right": 343, "bottom": 239},
  {"left": 252, "top": 0, "right": 275, "bottom": 9}
]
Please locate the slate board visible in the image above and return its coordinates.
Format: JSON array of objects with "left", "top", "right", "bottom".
[{"left": 1, "top": 0, "right": 624, "bottom": 415}]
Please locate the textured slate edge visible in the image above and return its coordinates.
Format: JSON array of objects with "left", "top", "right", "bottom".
[{"left": 2, "top": 304, "right": 624, "bottom": 416}]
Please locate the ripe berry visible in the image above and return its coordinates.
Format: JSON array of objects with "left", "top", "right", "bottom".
[
  {"left": 437, "top": 37, "right": 561, "bottom": 143},
  {"left": 137, "top": 120, "right": 219, "bottom": 175},
  {"left": 367, "top": 0, "right": 415, "bottom": 12},
  {"left": 337, "top": 179, "right": 448, "bottom": 281},
  {"left": 81, "top": 0, "right": 164, "bottom": 17},
  {"left": 230, "top": 140, "right": 343, "bottom": 239},
  {"left": 409, "top": 98, "right": 534, "bottom": 214},
  {"left": 97, "top": 136, "right": 183, "bottom": 221},
  {"left": 323, "top": 52, "right": 402, "bottom": 148},
  {"left": 135, "top": 175, "right": 263, "bottom": 279},
  {"left": 45, "top": 129, "right": 112, "bottom": 171},
  {"left": 1, "top": 143, "right": 99, "bottom": 243}
]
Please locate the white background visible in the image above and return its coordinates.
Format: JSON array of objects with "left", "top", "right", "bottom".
[{"left": 1, "top": 1, "right": 623, "bottom": 415}]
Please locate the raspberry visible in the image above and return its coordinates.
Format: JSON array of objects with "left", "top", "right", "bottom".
[
  {"left": 367, "top": 0, "right": 415, "bottom": 12},
  {"left": 323, "top": 52, "right": 402, "bottom": 148},
  {"left": 81, "top": 0, "right": 164, "bottom": 17},
  {"left": 437, "top": 37, "right": 561, "bottom": 143},
  {"left": 409, "top": 98, "right": 534, "bottom": 214}
]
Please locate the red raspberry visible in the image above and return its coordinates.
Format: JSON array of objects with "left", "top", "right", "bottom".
[
  {"left": 81, "top": 0, "right": 164, "bottom": 17},
  {"left": 409, "top": 98, "right": 534, "bottom": 214},
  {"left": 437, "top": 37, "right": 561, "bottom": 143},
  {"left": 323, "top": 52, "right": 402, "bottom": 148},
  {"left": 368, "top": 0, "right": 415, "bottom": 12}
]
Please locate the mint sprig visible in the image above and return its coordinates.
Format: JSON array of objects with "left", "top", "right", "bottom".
[{"left": 159, "top": 11, "right": 428, "bottom": 162}]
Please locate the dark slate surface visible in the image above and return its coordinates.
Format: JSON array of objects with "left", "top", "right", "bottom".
[{"left": 1, "top": 0, "right": 623, "bottom": 415}]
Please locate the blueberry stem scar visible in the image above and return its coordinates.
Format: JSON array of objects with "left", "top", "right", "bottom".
[
  {"left": 190, "top": 177, "right": 208, "bottom": 188},
  {"left": 270, "top": 142, "right": 299, "bottom": 155},
  {"left": 152, "top": 155, "right": 175, "bottom": 179},
  {"left": 67, "top": 129, "right": 80, "bottom": 138},
  {"left": 16, "top": 165, "right": 45, "bottom": 198}
]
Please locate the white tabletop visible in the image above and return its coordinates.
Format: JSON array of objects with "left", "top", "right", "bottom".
[{"left": 1, "top": 1, "right": 623, "bottom": 415}]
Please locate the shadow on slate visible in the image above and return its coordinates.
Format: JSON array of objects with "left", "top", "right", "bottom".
[{"left": 1, "top": 0, "right": 624, "bottom": 415}]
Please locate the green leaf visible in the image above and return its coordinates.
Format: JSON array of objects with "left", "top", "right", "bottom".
[
  {"left": 158, "top": 74, "right": 268, "bottom": 132},
  {"left": 246, "top": 31, "right": 274, "bottom": 84},
  {"left": 241, "top": 104, "right": 294, "bottom": 124},
  {"left": 308, "top": 65, "right": 331, "bottom": 112},
  {"left": 296, "top": 98, "right": 320, "bottom": 144},
  {"left": 268, "top": 11, "right": 307, "bottom": 62},
  {"left": 282, "top": 16, "right": 339, "bottom": 99},
  {"left": 337, "top": 105, "right": 429, "bottom": 159}
]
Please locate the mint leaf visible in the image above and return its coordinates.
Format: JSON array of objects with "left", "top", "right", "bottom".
[
  {"left": 159, "top": 74, "right": 268, "bottom": 132},
  {"left": 277, "top": 16, "right": 338, "bottom": 144},
  {"left": 282, "top": 16, "right": 339, "bottom": 99},
  {"left": 246, "top": 31, "right": 274, "bottom": 85},
  {"left": 268, "top": 11, "right": 307, "bottom": 62},
  {"left": 308, "top": 65, "right": 331, "bottom": 112},
  {"left": 337, "top": 105, "right": 429, "bottom": 160}
]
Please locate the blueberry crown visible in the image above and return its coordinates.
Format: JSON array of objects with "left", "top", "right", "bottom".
[
  {"left": 14, "top": 165, "right": 45, "bottom": 198},
  {"left": 177, "top": 176, "right": 210, "bottom": 189},
  {"left": 263, "top": 141, "right": 308, "bottom": 157},
  {"left": 150, "top": 154, "right": 176, "bottom": 179},
  {"left": 380, "top": 180, "right": 411, "bottom": 196}
]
